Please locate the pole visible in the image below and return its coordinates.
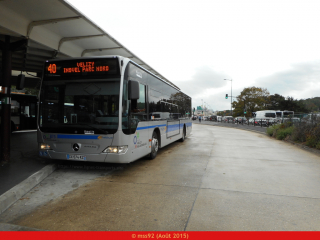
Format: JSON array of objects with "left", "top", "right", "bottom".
[
  {"left": 0, "top": 36, "right": 27, "bottom": 164},
  {"left": 230, "top": 79, "right": 232, "bottom": 116}
]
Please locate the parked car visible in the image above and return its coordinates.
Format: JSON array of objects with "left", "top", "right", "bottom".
[
  {"left": 234, "top": 117, "right": 247, "bottom": 124},
  {"left": 248, "top": 118, "right": 259, "bottom": 125},
  {"left": 222, "top": 116, "right": 234, "bottom": 123},
  {"left": 209, "top": 115, "right": 217, "bottom": 121},
  {"left": 279, "top": 117, "right": 301, "bottom": 124},
  {"left": 249, "top": 118, "right": 277, "bottom": 126}
]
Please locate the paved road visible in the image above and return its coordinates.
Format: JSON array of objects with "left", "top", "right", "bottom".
[
  {"left": 1, "top": 124, "right": 320, "bottom": 231},
  {"left": 194, "top": 120, "right": 268, "bottom": 134}
]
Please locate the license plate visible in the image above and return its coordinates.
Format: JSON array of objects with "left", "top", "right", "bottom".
[{"left": 67, "top": 154, "right": 86, "bottom": 160}]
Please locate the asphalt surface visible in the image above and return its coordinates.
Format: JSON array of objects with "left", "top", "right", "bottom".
[
  {"left": 194, "top": 120, "right": 268, "bottom": 134},
  {"left": 1, "top": 124, "right": 320, "bottom": 231},
  {"left": 0, "top": 122, "right": 264, "bottom": 196}
]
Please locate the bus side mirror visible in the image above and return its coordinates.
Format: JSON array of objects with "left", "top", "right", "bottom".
[
  {"left": 16, "top": 74, "right": 25, "bottom": 90},
  {"left": 128, "top": 80, "right": 139, "bottom": 100}
]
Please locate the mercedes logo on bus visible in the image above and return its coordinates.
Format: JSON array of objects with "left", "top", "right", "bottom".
[{"left": 73, "top": 143, "right": 80, "bottom": 151}]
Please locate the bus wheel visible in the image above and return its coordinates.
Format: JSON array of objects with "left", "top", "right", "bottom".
[
  {"left": 150, "top": 131, "right": 159, "bottom": 160},
  {"left": 180, "top": 126, "right": 186, "bottom": 142}
]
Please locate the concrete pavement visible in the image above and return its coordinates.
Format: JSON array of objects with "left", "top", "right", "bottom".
[{"left": 0, "top": 124, "right": 320, "bottom": 231}]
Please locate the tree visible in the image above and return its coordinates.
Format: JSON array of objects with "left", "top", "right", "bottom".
[
  {"left": 267, "top": 94, "right": 285, "bottom": 110},
  {"left": 11, "top": 85, "right": 39, "bottom": 96},
  {"left": 170, "top": 92, "right": 192, "bottom": 116},
  {"left": 232, "top": 86, "right": 270, "bottom": 117}
]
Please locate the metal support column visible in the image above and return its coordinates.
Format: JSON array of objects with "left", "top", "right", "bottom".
[{"left": 0, "top": 36, "right": 12, "bottom": 163}]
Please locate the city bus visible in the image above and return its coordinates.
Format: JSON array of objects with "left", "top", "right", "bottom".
[
  {"left": 0, "top": 92, "right": 37, "bottom": 132},
  {"left": 37, "top": 56, "right": 192, "bottom": 163}
]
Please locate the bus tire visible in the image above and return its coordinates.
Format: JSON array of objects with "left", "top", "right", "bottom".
[
  {"left": 180, "top": 126, "right": 186, "bottom": 142},
  {"left": 149, "top": 131, "right": 159, "bottom": 160}
]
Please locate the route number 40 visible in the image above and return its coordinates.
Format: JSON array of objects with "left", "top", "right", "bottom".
[{"left": 47, "top": 64, "right": 57, "bottom": 74}]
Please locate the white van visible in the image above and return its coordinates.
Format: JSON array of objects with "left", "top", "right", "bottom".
[{"left": 255, "top": 110, "right": 277, "bottom": 119}]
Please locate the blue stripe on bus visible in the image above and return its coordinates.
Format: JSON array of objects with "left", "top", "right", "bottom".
[
  {"left": 56, "top": 122, "right": 191, "bottom": 139},
  {"left": 137, "top": 122, "right": 192, "bottom": 132},
  {"left": 57, "top": 135, "right": 99, "bottom": 139},
  {"left": 168, "top": 124, "right": 180, "bottom": 132},
  {"left": 136, "top": 124, "right": 166, "bottom": 130}
]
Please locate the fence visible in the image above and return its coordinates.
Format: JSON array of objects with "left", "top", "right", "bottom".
[{"left": 210, "top": 113, "right": 320, "bottom": 128}]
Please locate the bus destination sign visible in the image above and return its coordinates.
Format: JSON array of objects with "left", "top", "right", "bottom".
[
  {"left": 44, "top": 58, "right": 120, "bottom": 79},
  {"left": 47, "top": 62, "right": 109, "bottom": 74}
]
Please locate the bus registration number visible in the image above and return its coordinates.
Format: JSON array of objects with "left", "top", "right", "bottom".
[{"left": 67, "top": 154, "right": 86, "bottom": 160}]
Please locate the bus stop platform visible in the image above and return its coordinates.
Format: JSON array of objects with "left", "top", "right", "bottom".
[
  {"left": 0, "top": 131, "right": 55, "bottom": 214},
  {"left": 0, "top": 131, "right": 54, "bottom": 195}
]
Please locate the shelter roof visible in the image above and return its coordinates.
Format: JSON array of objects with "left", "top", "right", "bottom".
[{"left": 0, "top": 0, "right": 179, "bottom": 89}]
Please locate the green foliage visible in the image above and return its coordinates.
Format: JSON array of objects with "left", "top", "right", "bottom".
[
  {"left": 232, "top": 86, "right": 270, "bottom": 117},
  {"left": 276, "top": 126, "right": 295, "bottom": 140},
  {"left": 306, "top": 135, "right": 318, "bottom": 147},
  {"left": 11, "top": 85, "right": 39, "bottom": 96},
  {"left": 266, "top": 124, "right": 280, "bottom": 136},
  {"left": 300, "top": 97, "right": 320, "bottom": 112}
]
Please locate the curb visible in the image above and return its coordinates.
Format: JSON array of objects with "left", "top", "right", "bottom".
[
  {"left": 285, "top": 140, "right": 320, "bottom": 156},
  {"left": 194, "top": 122, "right": 267, "bottom": 135},
  {"left": 0, "top": 223, "right": 43, "bottom": 231},
  {"left": 0, "top": 164, "right": 57, "bottom": 215}
]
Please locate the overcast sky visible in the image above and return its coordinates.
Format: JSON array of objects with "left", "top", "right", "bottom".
[{"left": 68, "top": 0, "right": 320, "bottom": 111}]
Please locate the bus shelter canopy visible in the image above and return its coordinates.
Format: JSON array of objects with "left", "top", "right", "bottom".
[{"left": 0, "top": 0, "right": 179, "bottom": 89}]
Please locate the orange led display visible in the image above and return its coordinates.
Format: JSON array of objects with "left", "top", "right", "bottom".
[
  {"left": 62, "top": 62, "right": 109, "bottom": 74},
  {"left": 47, "top": 64, "right": 57, "bottom": 73},
  {"left": 45, "top": 59, "right": 118, "bottom": 79}
]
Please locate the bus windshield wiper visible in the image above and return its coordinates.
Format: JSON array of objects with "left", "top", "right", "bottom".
[{"left": 77, "top": 123, "right": 108, "bottom": 134}]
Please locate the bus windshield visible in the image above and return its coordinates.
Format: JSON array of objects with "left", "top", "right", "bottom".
[{"left": 39, "top": 79, "right": 120, "bottom": 134}]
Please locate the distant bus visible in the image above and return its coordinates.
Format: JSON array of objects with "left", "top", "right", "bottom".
[
  {"left": 0, "top": 93, "right": 37, "bottom": 132},
  {"left": 38, "top": 56, "right": 192, "bottom": 163},
  {"left": 255, "top": 110, "right": 277, "bottom": 119},
  {"left": 276, "top": 110, "right": 294, "bottom": 118}
]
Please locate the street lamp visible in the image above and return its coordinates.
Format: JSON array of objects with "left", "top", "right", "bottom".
[
  {"left": 204, "top": 102, "right": 206, "bottom": 116},
  {"left": 224, "top": 79, "right": 232, "bottom": 116}
]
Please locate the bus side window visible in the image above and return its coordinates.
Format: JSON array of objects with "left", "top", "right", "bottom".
[{"left": 131, "top": 83, "right": 146, "bottom": 121}]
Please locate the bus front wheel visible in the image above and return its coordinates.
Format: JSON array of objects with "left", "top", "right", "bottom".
[
  {"left": 149, "top": 131, "right": 159, "bottom": 160},
  {"left": 180, "top": 126, "right": 186, "bottom": 142}
]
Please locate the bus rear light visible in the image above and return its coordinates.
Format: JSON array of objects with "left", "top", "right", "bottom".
[{"left": 103, "top": 146, "right": 128, "bottom": 154}]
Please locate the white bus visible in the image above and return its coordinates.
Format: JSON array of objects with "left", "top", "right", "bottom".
[
  {"left": 255, "top": 110, "right": 277, "bottom": 119},
  {"left": 276, "top": 110, "right": 294, "bottom": 118},
  {"left": 37, "top": 56, "right": 192, "bottom": 163}
]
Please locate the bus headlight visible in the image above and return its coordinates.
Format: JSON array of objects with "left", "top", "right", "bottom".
[
  {"left": 103, "top": 146, "right": 128, "bottom": 154},
  {"left": 40, "top": 143, "right": 51, "bottom": 150}
]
